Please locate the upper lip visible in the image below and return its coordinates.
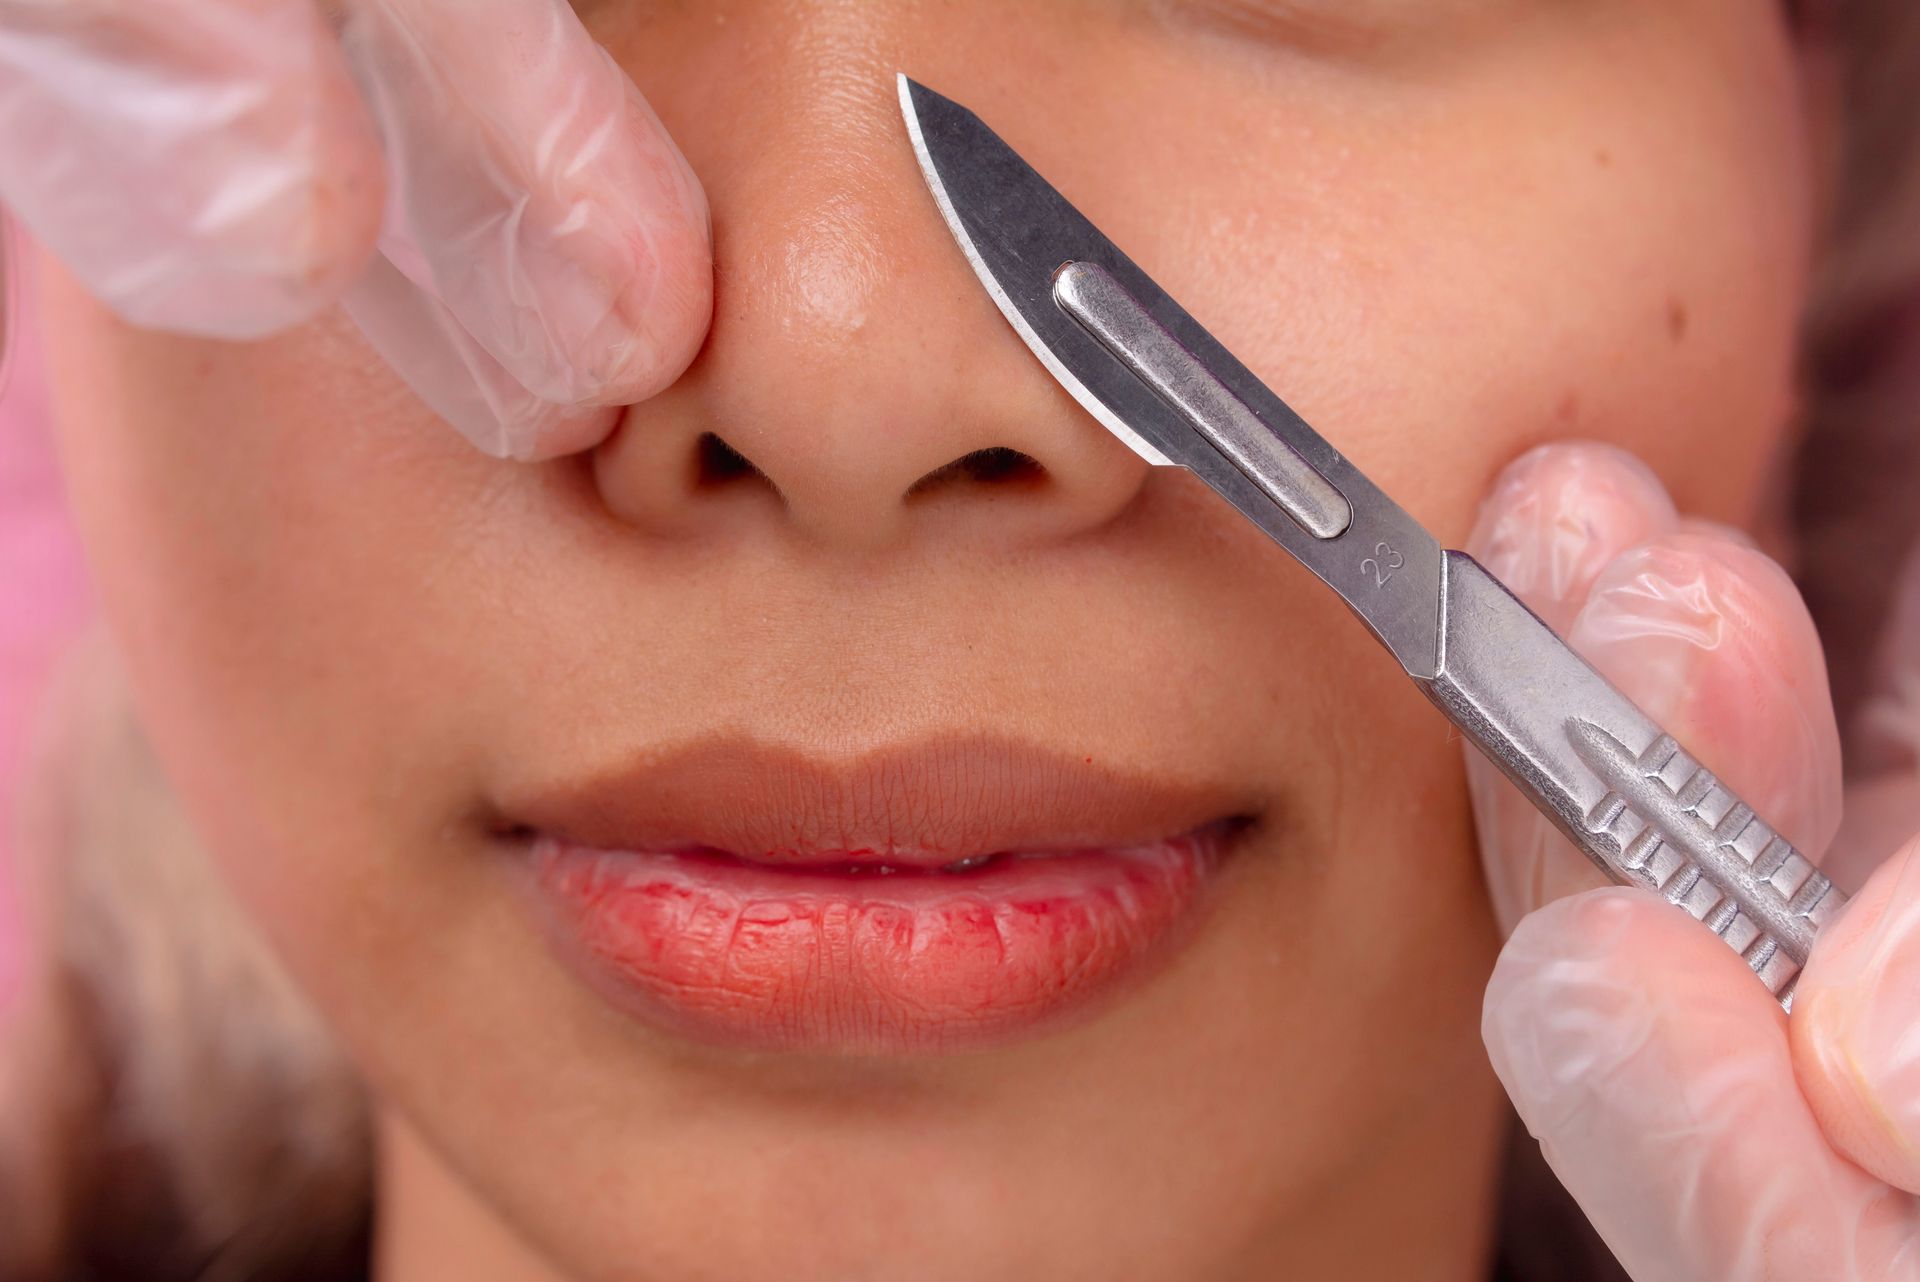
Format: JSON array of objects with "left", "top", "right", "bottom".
[{"left": 494, "top": 734, "right": 1254, "bottom": 868}]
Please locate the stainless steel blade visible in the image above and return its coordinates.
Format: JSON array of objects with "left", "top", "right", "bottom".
[{"left": 897, "top": 74, "right": 1443, "bottom": 679}]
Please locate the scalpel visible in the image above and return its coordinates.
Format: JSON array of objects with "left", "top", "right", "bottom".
[{"left": 897, "top": 74, "right": 1844, "bottom": 1009}]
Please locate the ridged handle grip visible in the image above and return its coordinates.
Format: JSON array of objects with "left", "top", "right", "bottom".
[{"left": 1421, "top": 552, "right": 1846, "bottom": 1008}]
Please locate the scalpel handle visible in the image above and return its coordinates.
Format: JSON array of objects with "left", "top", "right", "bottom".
[{"left": 1418, "top": 551, "right": 1846, "bottom": 1010}]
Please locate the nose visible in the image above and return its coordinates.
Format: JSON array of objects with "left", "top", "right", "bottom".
[{"left": 590, "top": 75, "right": 1151, "bottom": 553}]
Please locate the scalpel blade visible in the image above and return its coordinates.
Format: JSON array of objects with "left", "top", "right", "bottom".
[{"left": 896, "top": 74, "right": 1443, "bottom": 679}]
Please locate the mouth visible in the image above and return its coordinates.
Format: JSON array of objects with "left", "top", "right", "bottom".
[{"left": 492, "top": 737, "right": 1255, "bottom": 1054}]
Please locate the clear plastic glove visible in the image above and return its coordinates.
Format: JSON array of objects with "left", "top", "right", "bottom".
[
  {"left": 0, "top": 0, "right": 712, "bottom": 459},
  {"left": 1467, "top": 441, "right": 1920, "bottom": 1282}
]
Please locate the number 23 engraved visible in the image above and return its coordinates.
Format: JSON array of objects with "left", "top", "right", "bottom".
[{"left": 1360, "top": 541, "right": 1403, "bottom": 588}]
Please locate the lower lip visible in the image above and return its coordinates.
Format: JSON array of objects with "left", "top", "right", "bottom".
[{"left": 517, "top": 829, "right": 1230, "bottom": 1053}]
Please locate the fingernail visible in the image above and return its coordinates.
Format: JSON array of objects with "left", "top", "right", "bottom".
[
  {"left": 1468, "top": 442, "right": 1675, "bottom": 633},
  {"left": 1573, "top": 534, "right": 1841, "bottom": 856},
  {"left": 0, "top": 0, "right": 384, "bottom": 338},
  {"left": 1484, "top": 890, "right": 1649, "bottom": 1110},
  {"left": 516, "top": 53, "right": 712, "bottom": 406},
  {"left": 1571, "top": 539, "right": 1720, "bottom": 727},
  {"left": 341, "top": 1, "right": 712, "bottom": 417},
  {"left": 1794, "top": 845, "right": 1920, "bottom": 1192}
]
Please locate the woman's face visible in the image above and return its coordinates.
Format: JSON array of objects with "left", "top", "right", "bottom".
[{"left": 41, "top": 2, "right": 1812, "bottom": 1278}]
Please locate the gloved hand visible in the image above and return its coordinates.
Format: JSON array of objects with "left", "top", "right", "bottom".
[
  {"left": 1467, "top": 441, "right": 1920, "bottom": 1282},
  {"left": 0, "top": 0, "right": 712, "bottom": 460}
]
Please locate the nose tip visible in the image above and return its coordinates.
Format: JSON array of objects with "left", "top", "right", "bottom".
[
  {"left": 588, "top": 91, "right": 1154, "bottom": 555},
  {"left": 593, "top": 361, "right": 1155, "bottom": 553}
]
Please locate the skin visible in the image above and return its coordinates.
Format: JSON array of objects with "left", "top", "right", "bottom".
[{"left": 35, "top": 2, "right": 1818, "bottom": 1279}]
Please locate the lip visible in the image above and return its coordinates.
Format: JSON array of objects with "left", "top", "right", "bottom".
[{"left": 494, "top": 737, "right": 1252, "bottom": 1054}]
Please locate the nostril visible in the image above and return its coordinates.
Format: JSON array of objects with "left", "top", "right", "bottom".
[
  {"left": 906, "top": 447, "right": 1048, "bottom": 499},
  {"left": 695, "top": 432, "right": 765, "bottom": 488}
]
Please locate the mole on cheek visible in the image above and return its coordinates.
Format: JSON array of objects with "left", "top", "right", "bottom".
[{"left": 1666, "top": 296, "right": 1690, "bottom": 343}]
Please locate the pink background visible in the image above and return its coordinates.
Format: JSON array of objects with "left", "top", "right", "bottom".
[{"left": 0, "top": 244, "right": 94, "bottom": 1008}]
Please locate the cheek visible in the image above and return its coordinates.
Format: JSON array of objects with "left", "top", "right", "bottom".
[
  {"left": 38, "top": 260, "right": 491, "bottom": 974},
  {"left": 1055, "top": 7, "right": 1807, "bottom": 543}
]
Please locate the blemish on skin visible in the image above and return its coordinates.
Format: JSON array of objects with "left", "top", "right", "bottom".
[
  {"left": 1666, "top": 297, "right": 1690, "bottom": 343},
  {"left": 1555, "top": 391, "right": 1580, "bottom": 424},
  {"left": 1594, "top": 148, "right": 1614, "bottom": 168}
]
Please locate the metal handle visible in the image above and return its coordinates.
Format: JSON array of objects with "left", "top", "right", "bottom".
[{"left": 1420, "top": 552, "right": 1846, "bottom": 1009}]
